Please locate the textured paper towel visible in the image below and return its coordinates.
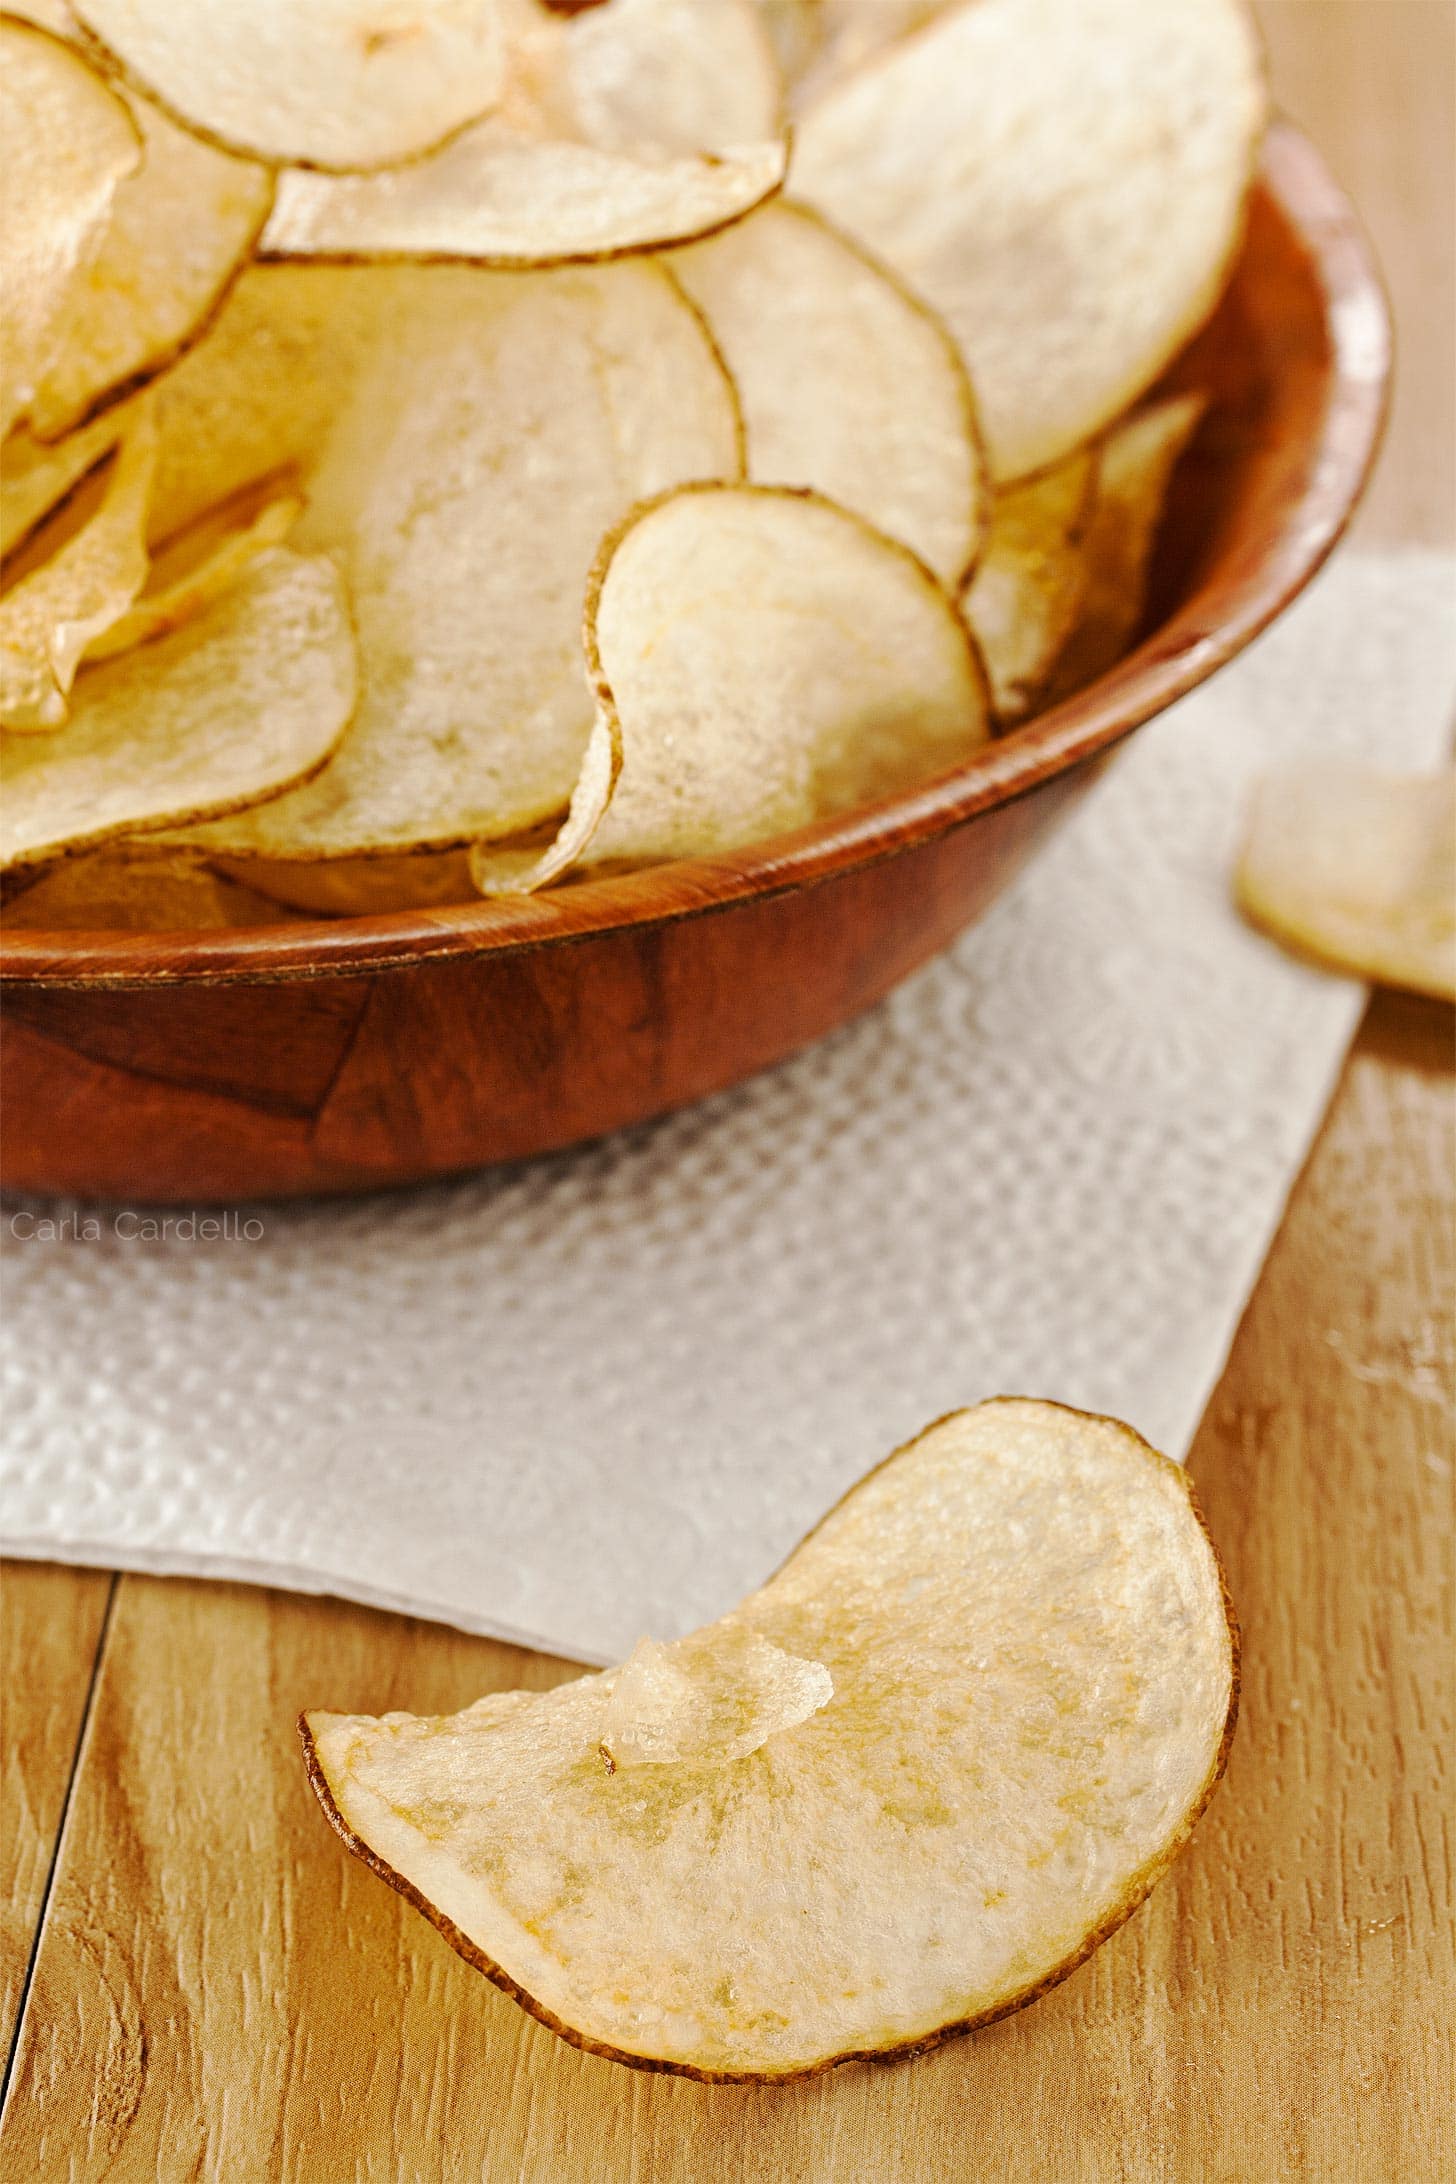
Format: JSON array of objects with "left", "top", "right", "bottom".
[{"left": 2, "top": 550, "right": 1452, "bottom": 1664}]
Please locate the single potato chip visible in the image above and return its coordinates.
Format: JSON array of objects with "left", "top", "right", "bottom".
[
  {"left": 303, "top": 1398, "right": 1237, "bottom": 2080},
  {"left": 70, "top": 0, "right": 527, "bottom": 172},
  {"left": 84, "top": 483, "right": 303, "bottom": 661},
  {"left": 962, "top": 448, "right": 1097, "bottom": 724},
  {"left": 259, "top": 0, "right": 786, "bottom": 265},
  {"left": 152, "top": 262, "right": 740, "bottom": 863},
  {"left": 793, "top": 0, "right": 1264, "bottom": 481},
  {"left": 474, "top": 484, "right": 990, "bottom": 893},
  {"left": 0, "top": 843, "right": 291, "bottom": 930},
  {"left": 1044, "top": 393, "right": 1205, "bottom": 703},
  {"left": 1236, "top": 767, "right": 1455, "bottom": 1001},
  {"left": 25, "top": 90, "right": 274, "bottom": 442},
  {"left": 669, "top": 200, "right": 986, "bottom": 588},
  {"left": 0, "top": 549, "right": 357, "bottom": 868},
  {"left": 0, "top": 16, "right": 141, "bottom": 437},
  {"left": 0, "top": 404, "right": 156, "bottom": 730}
]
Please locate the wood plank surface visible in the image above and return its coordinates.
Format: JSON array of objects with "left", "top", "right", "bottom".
[{"left": 3, "top": 2, "right": 1453, "bottom": 2176}]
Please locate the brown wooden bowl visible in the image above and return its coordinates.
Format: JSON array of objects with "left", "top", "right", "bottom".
[{"left": 0, "top": 123, "right": 1390, "bottom": 1205}]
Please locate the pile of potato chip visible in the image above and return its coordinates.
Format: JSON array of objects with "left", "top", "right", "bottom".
[{"left": 1, "top": 0, "right": 1267, "bottom": 929}]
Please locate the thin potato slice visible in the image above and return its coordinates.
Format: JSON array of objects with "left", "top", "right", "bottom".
[
  {"left": 0, "top": 549, "right": 356, "bottom": 869},
  {"left": 303, "top": 1399, "right": 1237, "bottom": 2081},
  {"left": 71, "top": 0, "right": 525, "bottom": 172},
  {"left": 793, "top": 0, "right": 1264, "bottom": 481},
  {"left": 0, "top": 17, "right": 140, "bottom": 437},
  {"left": 962, "top": 448, "right": 1097, "bottom": 724},
  {"left": 260, "top": 0, "right": 786, "bottom": 266},
  {"left": 0, "top": 404, "right": 135, "bottom": 561},
  {"left": 0, "top": 405, "right": 156, "bottom": 730},
  {"left": 474, "top": 485, "right": 989, "bottom": 893},
  {"left": 0, "top": 844, "right": 291, "bottom": 930},
  {"left": 1236, "top": 767, "right": 1456, "bottom": 1001},
  {"left": 669, "top": 201, "right": 986, "bottom": 588},
  {"left": 85, "top": 485, "right": 302, "bottom": 661},
  {"left": 206, "top": 847, "right": 483, "bottom": 916},
  {"left": 1044, "top": 394, "right": 1205, "bottom": 703},
  {"left": 26, "top": 92, "right": 274, "bottom": 442},
  {"left": 155, "top": 263, "right": 740, "bottom": 863}
]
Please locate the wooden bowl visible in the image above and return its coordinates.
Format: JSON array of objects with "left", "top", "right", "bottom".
[{"left": 0, "top": 123, "right": 1390, "bottom": 1204}]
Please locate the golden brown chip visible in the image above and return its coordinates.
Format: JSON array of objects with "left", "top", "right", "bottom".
[
  {"left": 0, "top": 403, "right": 134, "bottom": 561},
  {"left": 474, "top": 484, "right": 990, "bottom": 893},
  {"left": 148, "top": 262, "right": 740, "bottom": 863},
  {"left": 303, "top": 1399, "right": 1237, "bottom": 2080},
  {"left": 0, "top": 549, "right": 357, "bottom": 868},
  {"left": 669, "top": 200, "right": 987, "bottom": 588},
  {"left": 0, "top": 16, "right": 141, "bottom": 437},
  {"left": 793, "top": 0, "right": 1264, "bottom": 481},
  {"left": 1044, "top": 393, "right": 1206, "bottom": 702},
  {"left": 0, "top": 843, "right": 292, "bottom": 930},
  {"left": 71, "top": 0, "right": 527, "bottom": 172},
  {"left": 206, "top": 847, "right": 482, "bottom": 916},
  {"left": 962, "top": 448, "right": 1097, "bottom": 724},
  {"left": 1236, "top": 767, "right": 1455, "bottom": 1001},
  {"left": 0, "top": 404, "right": 156, "bottom": 730}
]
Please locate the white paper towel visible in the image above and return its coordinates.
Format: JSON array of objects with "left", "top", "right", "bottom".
[{"left": 2, "top": 550, "right": 1452, "bottom": 1664}]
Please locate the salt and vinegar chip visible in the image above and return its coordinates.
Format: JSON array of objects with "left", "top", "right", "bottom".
[
  {"left": 0, "top": 549, "right": 357, "bottom": 868},
  {"left": 302, "top": 1399, "right": 1237, "bottom": 2080},
  {"left": 0, "top": 405, "right": 156, "bottom": 730},
  {"left": 0, "top": 17, "right": 140, "bottom": 437},
  {"left": 473, "top": 485, "right": 989, "bottom": 894},
  {"left": 154, "top": 263, "right": 741, "bottom": 863},
  {"left": 962, "top": 448, "right": 1097, "bottom": 724},
  {"left": 1236, "top": 767, "right": 1456, "bottom": 1002},
  {"left": 259, "top": 0, "right": 787, "bottom": 266},
  {"left": 669, "top": 200, "right": 987, "bottom": 588},
  {"left": 70, "top": 0, "right": 526, "bottom": 172},
  {"left": 793, "top": 0, "right": 1264, "bottom": 481},
  {"left": 84, "top": 484, "right": 303, "bottom": 661},
  {"left": 1043, "top": 393, "right": 1206, "bottom": 703},
  {"left": 25, "top": 92, "right": 274, "bottom": 442}
]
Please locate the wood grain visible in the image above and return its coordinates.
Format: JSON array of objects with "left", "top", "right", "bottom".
[
  {"left": 2, "top": 988, "right": 1450, "bottom": 2183},
  {"left": 0, "top": 1565, "right": 111, "bottom": 2060},
  {"left": 2, "top": 4, "right": 1452, "bottom": 2177}
]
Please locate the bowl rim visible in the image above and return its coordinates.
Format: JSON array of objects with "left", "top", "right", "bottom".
[{"left": 0, "top": 120, "right": 1391, "bottom": 993}]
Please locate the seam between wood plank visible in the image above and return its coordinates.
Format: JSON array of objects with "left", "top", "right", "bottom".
[{"left": 0, "top": 1570, "right": 118, "bottom": 2123}]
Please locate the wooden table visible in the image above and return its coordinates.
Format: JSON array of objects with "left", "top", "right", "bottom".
[{"left": 3, "top": 7, "right": 1452, "bottom": 2176}]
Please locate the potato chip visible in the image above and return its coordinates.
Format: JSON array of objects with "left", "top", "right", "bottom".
[
  {"left": 153, "top": 263, "right": 740, "bottom": 864},
  {"left": 71, "top": 0, "right": 526, "bottom": 172},
  {"left": 0, "top": 405, "right": 134, "bottom": 561},
  {"left": 303, "top": 1398, "right": 1237, "bottom": 2080},
  {"left": 25, "top": 93, "right": 274, "bottom": 442},
  {"left": 669, "top": 200, "right": 986, "bottom": 587},
  {"left": 962, "top": 448, "right": 1096, "bottom": 724},
  {"left": 259, "top": 0, "right": 786, "bottom": 266},
  {"left": 793, "top": 0, "right": 1264, "bottom": 481},
  {"left": 752, "top": 0, "right": 822, "bottom": 86},
  {"left": 473, "top": 484, "right": 989, "bottom": 893},
  {"left": 0, "top": 549, "right": 356, "bottom": 868},
  {"left": 206, "top": 847, "right": 482, "bottom": 916},
  {"left": 0, "top": 844, "right": 291, "bottom": 930},
  {"left": 84, "top": 484, "right": 302, "bottom": 662},
  {"left": 0, "top": 405, "right": 156, "bottom": 730},
  {"left": 0, "top": 17, "right": 140, "bottom": 437},
  {"left": 1044, "top": 394, "right": 1205, "bottom": 703},
  {"left": 1236, "top": 767, "right": 1456, "bottom": 1002}
]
